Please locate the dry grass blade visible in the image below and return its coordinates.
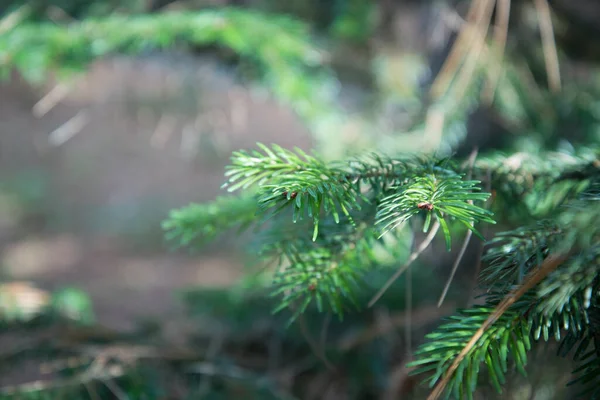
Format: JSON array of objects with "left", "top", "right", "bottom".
[
  {"left": 427, "top": 254, "right": 568, "bottom": 400},
  {"left": 48, "top": 111, "right": 90, "bottom": 146},
  {"left": 482, "top": 0, "right": 512, "bottom": 102},
  {"left": 32, "top": 83, "right": 73, "bottom": 118},
  {"left": 382, "top": 363, "right": 416, "bottom": 400},
  {"left": 533, "top": 0, "right": 561, "bottom": 92},
  {"left": 0, "top": 5, "right": 30, "bottom": 34},
  {"left": 368, "top": 221, "right": 441, "bottom": 308},
  {"left": 100, "top": 378, "right": 129, "bottom": 400},
  {"left": 449, "top": 0, "right": 496, "bottom": 103},
  {"left": 430, "top": 0, "right": 493, "bottom": 99}
]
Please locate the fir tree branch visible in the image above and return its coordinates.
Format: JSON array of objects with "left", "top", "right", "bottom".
[
  {"left": 167, "top": 144, "right": 497, "bottom": 319},
  {"left": 481, "top": 220, "right": 563, "bottom": 290},
  {"left": 162, "top": 194, "right": 258, "bottom": 248},
  {"left": 426, "top": 253, "right": 568, "bottom": 400}
]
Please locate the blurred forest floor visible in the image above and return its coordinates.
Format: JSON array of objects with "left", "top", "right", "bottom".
[{"left": 0, "top": 53, "right": 313, "bottom": 334}]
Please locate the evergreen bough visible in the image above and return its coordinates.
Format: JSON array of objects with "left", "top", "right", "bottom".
[
  {"left": 164, "top": 142, "right": 600, "bottom": 399},
  {"left": 1, "top": 1, "right": 600, "bottom": 398}
]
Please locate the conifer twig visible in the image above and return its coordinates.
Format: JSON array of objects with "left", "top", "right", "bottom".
[
  {"left": 368, "top": 221, "right": 441, "bottom": 308},
  {"left": 427, "top": 253, "right": 568, "bottom": 400}
]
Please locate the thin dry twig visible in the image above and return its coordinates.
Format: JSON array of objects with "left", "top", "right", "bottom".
[
  {"left": 319, "top": 312, "right": 332, "bottom": 352},
  {"left": 422, "top": 107, "right": 446, "bottom": 152},
  {"left": 339, "top": 304, "right": 456, "bottom": 351},
  {"left": 150, "top": 114, "right": 177, "bottom": 149},
  {"left": 382, "top": 363, "right": 416, "bottom": 400},
  {"left": 48, "top": 111, "right": 89, "bottom": 146},
  {"left": 0, "top": 5, "right": 29, "bottom": 34},
  {"left": 187, "top": 362, "right": 299, "bottom": 400},
  {"left": 482, "top": 0, "right": 512, "bottom": 102},
  {"left": 100, "top": 377, "right": 129, "bottom": 400},
  {"left": 0, "top": 361, "right": 126, "bottom": 396},
  {"left": 405, "top": 263, "right": 412, "bottom": 356},
  {"left": 427, "top": 253, "right": 568, "bottom": 400},
  {"left": 32, "top": 83, "right": 73, "bottom": 118},
  {"left": 83, "top": 382, "right": 101, "bottom": 400},
  {"left": 449, "top": 0, "right": 496, "bottom": 103},
  {"left": 298, "top": 314, "right": 336, "bottom": 372},
  {"left": 424, "top": 0, "right": 494, "bottom": 149},
  {"left": 429, "top": 0, "right": 483, "bottom": 99},
  {"left": 368, "top": 220, "right": 441, "bottom": 308},
  {"left": 197, "top": 328, "right": 225, "bottom": 396},
  {"left": 437, "top": 148, "right": 479, "bottom": 307},
  {"left": 533, "top": 0, "right": 561, "bottom": 92}
]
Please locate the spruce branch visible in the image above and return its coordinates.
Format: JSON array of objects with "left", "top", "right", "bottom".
[
  {"left": 412, "top": 185, "right": 600, "bottom": 399},
  {"left": 162, "top": 194, "right": 258, "bottom": 248},
  {"left": 536, "top": 247, "right": 600, "bottom": 317},
  {"left": 270, "top": 245, "right": 363, "bottom": 321},
  {"left": 565, "top": 303, "right": 600, "bottom": 399},
  {"left": 424, "top": 253, "right": 568, "bottom": 400},
  {"left": 223, "top": 143, "right": 365, "bottom": 240},
  {"left": 166, "top": 144, "right": 497, "bottom": 320},
  {"left": 481, "top": 220, "right": 563, "bottom": 289}
]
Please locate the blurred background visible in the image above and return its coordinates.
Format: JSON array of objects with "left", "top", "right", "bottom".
[{"left": 1, "top": 0, "right": 600, "bottom": 399}]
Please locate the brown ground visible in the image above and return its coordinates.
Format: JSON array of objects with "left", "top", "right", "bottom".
[{"left": 0, "top": 54, "right": 313, "bottom": 332}]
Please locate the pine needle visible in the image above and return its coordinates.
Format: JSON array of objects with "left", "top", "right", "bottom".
[{"left": 427, "top": 253, "right": 568, "bottom": 400}]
